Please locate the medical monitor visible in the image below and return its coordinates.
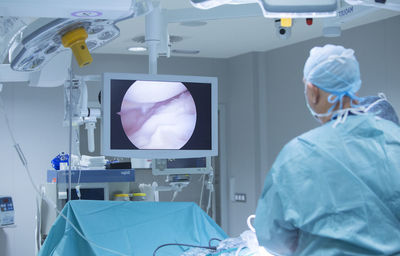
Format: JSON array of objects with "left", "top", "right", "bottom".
[{"left": 102, "top": 73, "right": 218, "bottom": 159}]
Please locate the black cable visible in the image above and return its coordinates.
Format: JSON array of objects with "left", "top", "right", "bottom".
[
  {"left": 208, "top": 238, "right": 222, "bottom": 247},
  {"left": 153, "top": 243, "right": 217, "bottom": 256}
]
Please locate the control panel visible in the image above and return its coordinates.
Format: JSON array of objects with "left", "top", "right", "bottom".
[{"left": 0, "top": 196, "right": 15, "bottom": 227}]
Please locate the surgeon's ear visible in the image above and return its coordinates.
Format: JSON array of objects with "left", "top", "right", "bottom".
[{"left": 307, "top": 83, "right": 319, "bottom": 104}]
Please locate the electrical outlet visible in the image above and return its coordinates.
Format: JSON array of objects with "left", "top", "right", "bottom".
[{"left": 234, "top": 193, "right": 247, "bottom": 202}]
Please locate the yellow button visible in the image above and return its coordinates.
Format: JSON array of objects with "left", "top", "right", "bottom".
[{"left": 281, "top": 18, "right": 292, "bottom": 28}]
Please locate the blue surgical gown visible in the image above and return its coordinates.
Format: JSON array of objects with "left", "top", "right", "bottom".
[{"left": 255, "top": 115, "right": 400, "bottom": 256}]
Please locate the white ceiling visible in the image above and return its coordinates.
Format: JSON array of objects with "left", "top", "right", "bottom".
[{"left": 94, "top": 1, "right": 399, "bottom": 58}]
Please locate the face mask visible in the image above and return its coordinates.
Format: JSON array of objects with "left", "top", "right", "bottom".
[
  {"left": 305, "top": 96, "right": 323, "bottom": 124},
  {"left": 304, "top": 85, "right": 342, "bottom": 124},
  {"left": 304, "top": 85, "right": 327, "bottom": 124}
]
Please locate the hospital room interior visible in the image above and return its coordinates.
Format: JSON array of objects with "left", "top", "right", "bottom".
[{"left": 1, "top": 0, "right": 400, "bottom": 255}]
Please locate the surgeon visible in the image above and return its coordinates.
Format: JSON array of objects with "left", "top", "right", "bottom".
[{"left": 254, "top": 44, "right": 400, "bottom": 256}]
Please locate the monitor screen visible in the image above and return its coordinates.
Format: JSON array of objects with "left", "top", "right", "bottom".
[{"left": 102, "top": 73, "right": 218, "bottom": 158}]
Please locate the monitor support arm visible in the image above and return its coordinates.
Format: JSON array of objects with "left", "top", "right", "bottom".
[{"left": 64, "top": 74, "right": 101, "bottom": 154}]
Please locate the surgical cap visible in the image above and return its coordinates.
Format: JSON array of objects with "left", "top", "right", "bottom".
[
  {"left": 303, "top": 44, "right": 362, "bottom": 96},
  {"left": 360, "top": 95, "right": 400, "bottom": 125}
]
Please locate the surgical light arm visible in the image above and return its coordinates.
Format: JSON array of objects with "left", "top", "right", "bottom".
[
  {"left": 64, "top": 75, "right": 101, "bottom": 153},
  {"left": 85, "top": 109, "right": 101, "bottom": 153}
]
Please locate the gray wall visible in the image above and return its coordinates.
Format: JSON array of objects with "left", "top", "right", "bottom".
[
  {"left": 259, "top": 15, "right": 400, "bottom": 182},
  {"left": 223, "top": 53, "right": 269, "bottom": 235},
  {"left": 215, "top": 14, "right": 400, "bottom": 236},
  {"left": 0, "top": 85, "right": 68, "bottom": 256},
  {"left": 1, "top": 14, "right": 400, "bottom": 256}
]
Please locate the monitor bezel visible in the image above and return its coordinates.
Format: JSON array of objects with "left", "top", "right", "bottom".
[{"left": 101, "top": 73, "right": 218, "bottom": 159}]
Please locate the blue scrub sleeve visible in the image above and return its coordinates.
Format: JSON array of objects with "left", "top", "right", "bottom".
[{"left": 254, "top": 169, "right": 299, "bottom": 256}]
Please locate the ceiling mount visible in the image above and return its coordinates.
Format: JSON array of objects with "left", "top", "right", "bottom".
[{"left": 132, "top": 35, "right": 184, "bottom": 44}]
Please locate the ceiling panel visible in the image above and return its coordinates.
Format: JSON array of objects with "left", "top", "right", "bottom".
[{"left": 93, "top": 1, "right": 399, "bottom": 58}]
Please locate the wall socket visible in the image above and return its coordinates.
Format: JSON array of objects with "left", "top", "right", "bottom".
[{"left": 234, "top": 193, "right": 247, "bottom": 202}]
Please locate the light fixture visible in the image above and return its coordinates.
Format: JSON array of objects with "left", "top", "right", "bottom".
[
  {"left": 10, "top": 18, "right": 121, "bottom": 71},
  {"left": 0, "top": 17, "right": 27, "bottom": 64},
  {"left": 8, "top": 0, "right": 154, "bottom": 72},
  {"left": 191, "top": 0, "right": 338, "bottom": 18},
  {"left": 128, "top": 46, "right": 147, "bottom": 52},
  {"left": 345, "top": 0, "right": 400, "bottom": 11}
]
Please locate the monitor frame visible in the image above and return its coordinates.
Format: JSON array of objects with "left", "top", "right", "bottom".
[
  {"left": 66, "top": 182, "right": 110, "bottom": 201},
  {"left": 101, "top": 73, "right": 218, "bottom": 159},
  {"left": 152, "top": 157, "right": 213, "bottom": 176}
]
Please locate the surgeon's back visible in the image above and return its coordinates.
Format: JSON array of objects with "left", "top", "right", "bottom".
[{"left": 255, "top": 114, "right": 400, "bottom": 256}]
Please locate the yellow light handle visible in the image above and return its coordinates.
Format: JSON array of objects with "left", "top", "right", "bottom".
[
  {"left": 281, "top": 18, "right": 292, "bottom": 28},
  {"left": 61, "top": 27, "right": 93, "bottom": 67}
]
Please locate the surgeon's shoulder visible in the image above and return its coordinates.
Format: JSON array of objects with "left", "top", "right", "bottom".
[
  {"left": 273, "top": 124, "right": 334, "bottom": 169},
  {"left": 375, "top": 117, "right": 400, "bottom": 138},
  {"left": 273, "top": 130, "right": 319, "bottom": 169}
]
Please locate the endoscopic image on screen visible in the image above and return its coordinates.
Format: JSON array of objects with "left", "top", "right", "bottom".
[
  {"left": 119, "top": 80, "right": 197, "bottom": 149},
  {"left": 109, "top": 78, "right": 212, "bottom": 151},
  {"left": 108, "top": 75, "right": 216, "bottom": 153}
]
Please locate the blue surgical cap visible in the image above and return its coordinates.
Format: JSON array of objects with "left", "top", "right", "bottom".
[
  {"left": 360, "top": 94, "right": 400, "bottom": 125},
  {"left": 303, "top": 44, "right": 362, "bottom": 96}
]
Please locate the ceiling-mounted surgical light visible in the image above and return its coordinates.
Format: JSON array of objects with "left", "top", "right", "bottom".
[
  {"left": 191, "top": 0, "right": 338, "bottom": 18},
  {"left": 7, "top": 0, "right": 154, "bottom": 72},
  {"left": 258, "top": 0, "right": 338, "bottom": 18},
  {"left": 345, "top": 0, "right": 400, "bottom": 11},
  {"left": 191, "top": 0, "right": 256, "bottom": 9},
  {"left": 9, "top": 18, "right": 120, "bottom": 71},
  {"left": 0, "top": 17, "right": 27, "bottom": 64}
]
